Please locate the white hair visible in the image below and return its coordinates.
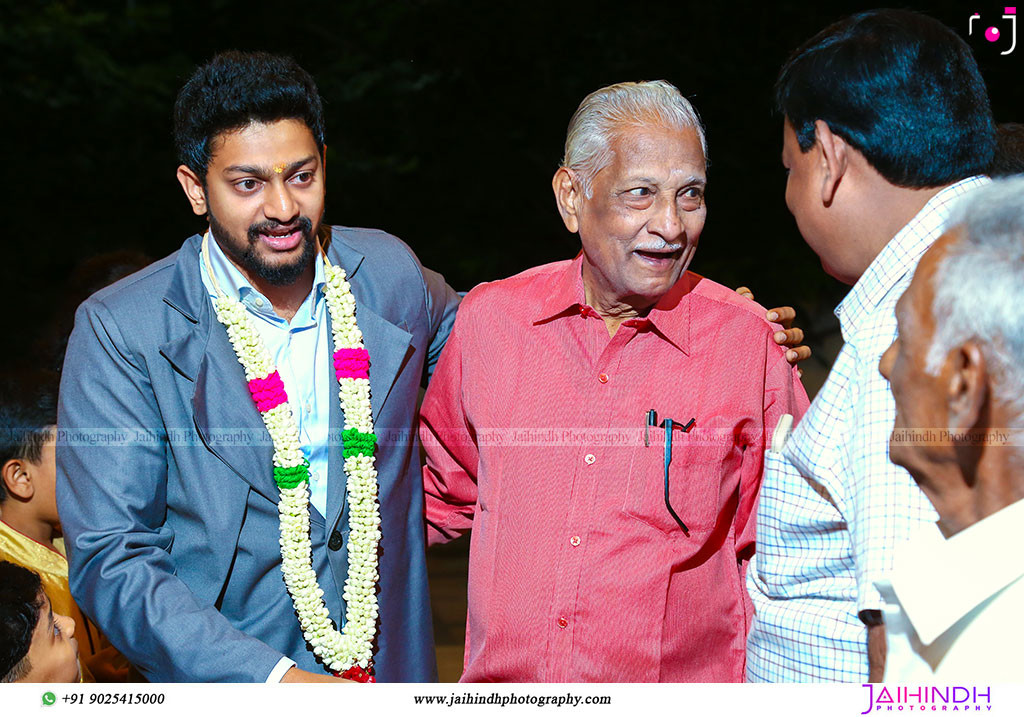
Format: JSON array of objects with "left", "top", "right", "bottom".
[
  {"left": 560, "top": 80, "right": 708, "bottom": 197},
  {"left": 927, "top": 176, "right": 1024, "bottom": 418}
]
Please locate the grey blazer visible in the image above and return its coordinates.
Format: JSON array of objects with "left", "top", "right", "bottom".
[{"left": 56, "top": 227, "right": 459, "bottom": 682}]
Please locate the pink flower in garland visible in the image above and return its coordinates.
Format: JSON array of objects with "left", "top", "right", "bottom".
[
  {"left": 247, "top": 371, "right": 288, "bottom": 412},
  {"left": 334, "top": 348, "right": 370, "bottom": 381}
]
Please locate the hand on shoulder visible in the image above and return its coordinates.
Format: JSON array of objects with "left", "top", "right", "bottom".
[{"left": 735, "top": 286, "right": 812, "bottom": 370}]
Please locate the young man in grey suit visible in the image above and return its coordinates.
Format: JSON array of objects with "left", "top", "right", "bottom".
[{"left": 56, "top": 52, "right": 459, "bottom": 682}]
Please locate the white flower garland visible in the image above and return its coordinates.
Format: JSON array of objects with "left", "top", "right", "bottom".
[{"left": 201, "top": 235, "right": 380, "bottom": 677}]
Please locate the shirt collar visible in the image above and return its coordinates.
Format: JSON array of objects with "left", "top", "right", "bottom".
[
  {"left": 534, "top": 253, "right": 588, "bottom": 322},
  {"left": 835, "top": 176, "right": 990, "bottom": 339},
  {"left": 645, "top": 272, "right": 693, "bottom": 354},
  {"left": 885, "top": 497, "right": 1024, "bottom": 646},
  {"left": 533, "top": 253, "right": 691, "bottom": 354},
  {"left": 201, "top": 232, "right": 326, "bottom": 324}
]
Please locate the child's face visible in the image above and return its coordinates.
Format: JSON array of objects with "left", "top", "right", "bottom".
[
  {"left": 21, "top": 591, "right": 80, "bottom": 683},
  {"left": 29, "top": 430, "right": 59, "bottom": 526}
]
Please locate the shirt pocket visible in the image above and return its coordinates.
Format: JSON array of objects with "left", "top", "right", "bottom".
[{"left": 622, "top": 427, "right": 728, "bottom": 538}]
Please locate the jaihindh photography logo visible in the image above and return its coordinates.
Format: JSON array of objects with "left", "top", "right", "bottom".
[{"left": 860, "top": 684, "right": 993, "bottom": 713}]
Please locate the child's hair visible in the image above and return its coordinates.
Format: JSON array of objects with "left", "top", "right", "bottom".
[
  {"left": 0, "top": 561, "right": 45, "bottom": 682},
  {"left": 0, "top": 371, "right": 59, "bottom": 503}
]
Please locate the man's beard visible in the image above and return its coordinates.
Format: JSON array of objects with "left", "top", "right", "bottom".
[{"left": 208, "top": 211, "right": 318, "bottom": 286}]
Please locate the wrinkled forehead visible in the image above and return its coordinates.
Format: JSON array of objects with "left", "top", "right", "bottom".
[{"left": 604, "top": 123, "right": 707, "bottom": 177}]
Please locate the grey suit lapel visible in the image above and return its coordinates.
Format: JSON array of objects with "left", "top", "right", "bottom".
[
  {"left": 192, "top": 326, "right": 279, "bottom": 504},
  {"left": 159, "top": 236, "right": 278, "bottom": 503},
  {"left": 326, "top": 230, "right": 414, "bottom": 422},
  {"left": 324, "top": 232, "right": 413, "bottom": 537}
]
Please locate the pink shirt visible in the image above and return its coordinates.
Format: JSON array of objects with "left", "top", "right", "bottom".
[{"left": 420, "top": 257, "right": 809, "bottom": 682}]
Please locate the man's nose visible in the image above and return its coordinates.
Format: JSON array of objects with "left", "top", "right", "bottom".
[
  {"left": 263, "top": 180, "right": 299, "bottom": 223},
  {"left": 648, "top": 196, "right": 683, "bottom": 240},
  {"left": 879, "top": 340, "right": 896, "bottom": 381}
]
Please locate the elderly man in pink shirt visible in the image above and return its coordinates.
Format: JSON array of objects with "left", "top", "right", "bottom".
[{"left": 419, "top": 81, "right": 809, "bottom": 682}]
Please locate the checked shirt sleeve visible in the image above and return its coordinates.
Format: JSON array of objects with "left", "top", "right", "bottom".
[{"left": 843, "top": 331, "right": 937, "bottom": 617}]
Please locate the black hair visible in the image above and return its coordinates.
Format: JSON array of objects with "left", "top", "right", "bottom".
[
  {"left": 991, "top": 123, "right": 1024, "bottom": 178},
  {"left": 173, "top": 51, "right": 326, "bottom": 181},
  {"left": 0, "top": 371, "right": 59, "bottom": 503},
  {"left": 776, "top": 9, "right": 995, "bottom": 188},
  {"left": 0, "top": 561, "right": 44, "bottom": 683}
]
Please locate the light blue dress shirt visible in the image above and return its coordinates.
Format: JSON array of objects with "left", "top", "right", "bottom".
[{"left": 199, "top": 236, "right": 332, "bottom": 520}]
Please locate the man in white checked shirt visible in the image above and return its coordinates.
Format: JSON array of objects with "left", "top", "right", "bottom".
[{"left": 745, "top": 10, "right": 997, "bottom": 683}]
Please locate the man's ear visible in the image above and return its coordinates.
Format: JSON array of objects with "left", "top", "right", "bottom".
[
  {"left": 948, "top": 341, "right": 988, "bottom": 433},
  {"left": 176, "top": 165, "right": 209, "bottom": 216},
  {"left": 552, "top": 167, "right": 582, "bottom": 234},
  {"left": 1, "top": 459, "right": 34, "bottom": 501},
  {"left": 813, "top": 120, "right": 848, "bottom": 206}
]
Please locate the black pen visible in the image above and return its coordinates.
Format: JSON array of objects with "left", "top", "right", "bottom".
[{"left": 645, "top": 409, "right": 657, "bottom": 446}]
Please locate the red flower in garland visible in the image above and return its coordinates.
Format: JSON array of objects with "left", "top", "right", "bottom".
[{"left": 338, "top": 665, "right": 376, "bottom": 683}]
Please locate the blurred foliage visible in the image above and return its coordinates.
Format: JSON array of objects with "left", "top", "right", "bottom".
[{"left": 1, "top": 1, "right": 1018, "bottom": 366}]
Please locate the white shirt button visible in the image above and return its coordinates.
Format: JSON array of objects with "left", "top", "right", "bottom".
[
  {"left": 253, "top": 297, "right": 265, "bottom": 308},
  {"left": 584, "top": 453, "right": 596, "bottom": 465}
]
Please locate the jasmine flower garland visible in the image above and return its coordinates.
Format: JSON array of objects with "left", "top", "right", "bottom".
[{"left": 201, "top": 235, "right": 380, "bottom": 682}]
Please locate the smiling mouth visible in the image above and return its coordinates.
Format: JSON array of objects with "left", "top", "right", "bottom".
[
  {"left": 633, "top": 247, "right": 683, "bottom": 264},
  {"left": 256, "top": 224, "right": 304, "bottom": 251}
]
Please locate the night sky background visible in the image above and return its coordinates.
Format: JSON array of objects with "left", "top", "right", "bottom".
[{"left": 2, "top": 1, "right": 1020, "bottom": 380}]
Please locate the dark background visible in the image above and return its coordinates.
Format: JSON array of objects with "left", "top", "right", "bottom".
[{"left": 2, "top": 1, "right": 1020, "bottom": 377}]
